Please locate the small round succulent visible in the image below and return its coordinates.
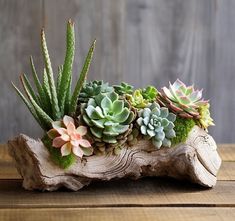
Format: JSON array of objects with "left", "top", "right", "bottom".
[
  {"left": 113, "top": 82, "right": 134, "bottom": 95},
  {"left": 78, "top": 80, "right": 114, "bottom": 103},
  {"left": 137, "top": 102, "right": 176, "bottom": 148},
  {"left": 197, "top": 103, "right": 215, "bottom": 130},
  {"left": 127, "top": 90, "right": 150, "bottom": 109},
  {"left": 81, "top": 91, "right": 135, "bottom": 144},
  {"left": 157, "top": 79, "right": 208, "bottom": 119},
  {"left": 142, "top": 86, "right": 158, "bottom": 102}
]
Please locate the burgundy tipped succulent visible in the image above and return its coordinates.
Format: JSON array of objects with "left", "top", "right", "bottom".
[{"left": 157, "top": 79, "right": 208, "bottom": 119}]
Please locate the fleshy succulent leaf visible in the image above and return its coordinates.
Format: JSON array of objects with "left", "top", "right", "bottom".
[
  {"left": 70, "top": 40, "right": 96, "bottom": 115},
  {"left": 41, "top": 29, "right": 60, "bottom": 120},
  {"left": 58, "top": 20, "right": 75, "bottom": 116},
  {"left": 137, "top": 102, "right": 176, "bottom": 148}
]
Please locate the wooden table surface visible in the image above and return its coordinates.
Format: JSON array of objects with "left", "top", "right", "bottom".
[{"left": 0, "top": 144, "right": 234, "bottom": 221}]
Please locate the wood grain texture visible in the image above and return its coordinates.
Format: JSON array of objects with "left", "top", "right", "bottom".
[
  {"left": 0, "top": 179, "right": 234, "bottom": 208},
  {"left": 1, "top": 143, "right": 233, "bottom": 181},
  {"left": 7, "top": 126, "right": 221, "bottom": 190},
  {"left": 1, "top": 208, "right": 235, "bottom": 221},
  {"left": 0, "top": 0, "right": 233, "bottom": 143}
]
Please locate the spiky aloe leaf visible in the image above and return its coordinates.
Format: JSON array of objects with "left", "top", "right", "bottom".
[
  {"left": 56, "top": 65, "right": 63, "bottom": 95},
  {"left": 64, "top": 75, "right": 72, "bottom": 115},
  {"left": 69, "top": 39, "right": 96, "bottom": 115},
  {"left": 41, "top": 29, "right": 60, "bottom": 120},
  {"left": 20, "top": 75, "right": 53, "bottom": 129},
  {"left": 58, "top": 20, "right": 75, "bottom": 116},
  {"left": 42, "top": 68, "right": 51, "bottom": 100},
  {"left": 22, "top": 74, "right": 40, "bottom": 105},
  {"left": 30, "top": 57, "right": 51, "bottom": 113},
  {"left": 11, "top": 83, "right": 47, "bottom": 130}
]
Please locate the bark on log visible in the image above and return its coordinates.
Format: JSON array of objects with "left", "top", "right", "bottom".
[{"left": 7, "top": 126, "right": 221, "bottom": 191}]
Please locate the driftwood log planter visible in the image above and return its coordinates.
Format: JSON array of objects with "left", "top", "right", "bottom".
[{"left": 8, "top": 126, "right": 221, "bottom": 191}]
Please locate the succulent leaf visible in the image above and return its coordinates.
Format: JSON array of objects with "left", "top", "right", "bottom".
[
  {"left": 158, "top": 79, "right": 208, "bottom": 119},
  {"left": 81, "top": 92, "right": 135, "bottom": 144},
  {"left": 142, "top": 86, "right": 158, "bottom": 101},
  {"left": 78, "top": 80, "right": 114, "bottom": 103},
  {"left": 113, "top": 82, "right": 134, "bottom": 95},
  {"left": 69, "top": 40, "right": 96, "bottom": 115},
  {"left": 41, "top": 29, "right": 61, "bottom": 120},
  {"left": 137, "top": 102, "right": 176, "bottom": 149},
  {"left": 197, "top": 103, "right": 215, "bottom": 130},
  {"left": 127, "top": 90, "right": 149, "bottom": 109}
]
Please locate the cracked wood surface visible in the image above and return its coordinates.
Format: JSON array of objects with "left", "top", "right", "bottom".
[
  {"left": 7, "top": 126, "right": 221, "bottom": 191},
  {"left": 0, "top": 139, "right": 234, "bottom": 220}
]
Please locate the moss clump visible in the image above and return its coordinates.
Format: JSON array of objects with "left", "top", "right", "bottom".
[
  {"left": 41, "top": 135, "right": 76, "bottom": 169},
  {"left": 171, "top": 117, "right": 196, "bottom": 146}
]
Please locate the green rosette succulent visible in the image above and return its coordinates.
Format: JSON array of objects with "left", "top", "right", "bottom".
[
  {"left": 113, "top": 82, "right": 134, "bottom": 95},
  {"left": 78, "top": 80, "right": 113, "bottom": 103},
  {"left": 137, "top": 102, "right": 176, "bottom": 148},
  {"left": 127, "top": 90, "right": 149, "bottom": 109},
  {"left": 142, "top": 86, "right": 158, "bottom": 102},
  {"left": 82, "top": 91, "right": 135, "bottom": 144}
]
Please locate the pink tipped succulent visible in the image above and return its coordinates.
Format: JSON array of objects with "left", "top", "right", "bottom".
[
  {"left": 157, "top": 79, "right": 208, "bottom": 119},
  {"left": 47, "top": 115, "right": 93, "bottom": 158}
]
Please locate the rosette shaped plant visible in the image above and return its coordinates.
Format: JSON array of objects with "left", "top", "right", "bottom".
[
  {"left": 78, "top": 80, "right": 113, "bottom": 103},
  {"left": 137, "top": 102, "right": 176, "bottom": 148},
  {"left": 197, "top": 103, "right": 215, "bottom": 130},
  {"left": 82, "top": 92, "right": 135, "bottom": 144},
  {"left": 113, "top": 82, "right": 134, "bottom": 95},
  {"left": 127, "top": 90, "right": 149, "bottom": 109},
  {"left": 47, "top": 115, "right": 93, "bottom": 158},
  {"left": 157, "top": 79, "right": 208, "bottom": 119},
  {"left": 142, "top": 86, "right": 158, "bottom": 102}
]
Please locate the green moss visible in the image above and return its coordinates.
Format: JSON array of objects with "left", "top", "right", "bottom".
[
  {"left": 171, "top": 117, "right": 196, "bottom": 146},
  {"left": 41, "top": 135, "right": 76, "bottom": 169}
]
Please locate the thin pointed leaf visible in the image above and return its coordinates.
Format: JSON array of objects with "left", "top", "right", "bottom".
[
  {"left": 58, "top": 20, "right": 75, "bottom": 116},
  {"left": 20, "top": 75, "right": 53, "bottom": 129},
  {"left": 56, "top": 65, "right": 63, "bottom": 95},
  {"left": 22, "top": 74, "right": 40, "bottom": 105},
  {"left": 30, "top": 57, "right": 50, "bottom": 112},
  {"left": 30, "top": 56, "right": 43, "bottom": 93},
  {"left": 64, "top": 75, "right": 72, "bottom": 115},
  {"left": 42, "top": 68, "right": 51, "bottom": 100},
  {"left": 11, "top": 83, "right": 47, "bottom": 130},
  {"left": 69, "top": 39, "right": 96, "bottom": 115},
  {"left": 41, "top": 29, "right": 60, "bottom": 120}
]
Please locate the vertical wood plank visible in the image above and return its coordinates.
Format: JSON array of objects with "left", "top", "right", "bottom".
[
  {"left": 0, "top": 0, "right": 44, "bottom": 142},
  {"left": 0, "top": 0, "right": 233, "bottom": 143},
  {"left": 43, "top": 0, "right": 126, "bottom": 85}
]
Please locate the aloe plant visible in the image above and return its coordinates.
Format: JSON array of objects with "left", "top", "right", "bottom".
[{"left": 12, "top": 20, "right": 96, "bottom": 131}]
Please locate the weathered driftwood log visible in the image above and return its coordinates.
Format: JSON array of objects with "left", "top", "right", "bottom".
[{"left": 8, "top": 126, "right": 221, "bottom": 191}]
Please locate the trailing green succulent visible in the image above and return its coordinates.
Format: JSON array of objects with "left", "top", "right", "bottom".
[
  {"left": 127, "top": 90, "right": 150, "bottom": 109},
  {"left": 81, "top": 91, "right": 135, "bottom": 144},
  {"left": 137, "top": 102, "right": 176, "bottom": 148},
  {"left": 12, "top": 20, "right": 96, "bottom": 131},
  {"left": 171, "top": 117, "right": 196, "bottom": 145},
  {"left": 157, "top": 79, "right": 208, "bottom": 119},
  {"left": 113, "top": 82, "right": 134, "bottom": 95},
  {"left": 197, "top": 103, "right": 215, "bottom": 130},
  {"left": 142, "top": 86, "right": 158, "bottom": 102},
  {"left": 78, "top": 80, "right": 113, "bottom": 103}
]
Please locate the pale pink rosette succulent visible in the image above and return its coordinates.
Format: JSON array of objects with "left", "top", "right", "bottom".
[
  {"left": 157, "top": 79, "right": 208, "bottom": 119},
  {"left": 47, "top": 115, "right": 93, "bottom": 158}
]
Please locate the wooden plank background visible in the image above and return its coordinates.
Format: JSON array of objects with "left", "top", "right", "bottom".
[{"left": 0, "top": 0, "right": 234, "bottom": 143}]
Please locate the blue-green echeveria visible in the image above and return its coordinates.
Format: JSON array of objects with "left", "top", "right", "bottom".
[
  {"left": 82, "top": 92, "right": 135, "bottom": 144},
  {"left": 137, "top": 102, "right": 176, "bottom": 148}
]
